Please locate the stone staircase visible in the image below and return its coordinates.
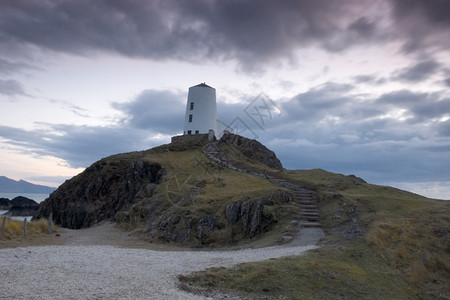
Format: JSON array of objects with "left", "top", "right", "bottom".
[
  {"left": 203, "top": 141, "right": 324, "bottom": 244},
  {"left": 279, "top": 181, "right": 322, "bottom": 229}
]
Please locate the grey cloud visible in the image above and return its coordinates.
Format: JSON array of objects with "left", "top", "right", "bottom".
[
  {"left": 255, "top": 82, "right": 450, "bottom": 184},
  {"left": 348, "top": 17, "right": 376, "bottom": 37},
  {"left": 438, "top": 120, "right": 450, "bottom": 137},
  {"left": 0, "top": 0, "right": 395, "bottom": 72},
  {"left": 0, "top": 58, "right": 39, "bottom": 75},
  {"left": 282, "top": 82, "right": 356, "bottom": 122},
  {"left": 353, "top": 74, "right": 377, "bottom": 84},
  {"left": 376, "top": 90, "right": 450, "bottom": 122},
  {"left": 376, "top": 89, "right": 426, "bottom": 105},
  {"left": 353, "top": 74, "right": 386, "bottom": 85},
  {"left": 0, "top": 79, "right": 27, "bottom": 96},
  {"left": 390, "top": 0, "right": 450, "bottom": 53},
  {"left": 113, "top": 89, "right": 185, "bottom": 134},
  {"left": 392, "top": 60, "right": 440, "bottom": 83},
  {"left": 0, "top": 124, "right": 158, "bottom": 168},
  {"left": 391, "top": 0, "right": 450, "bottom": 26},
  {"left": 322, "top": 16, "right": 386, "bottom": 52},
  {"left": 444, "top": 78, "right": 450, "bottom": 87},
  {"left": 409, "top": 97, "right": 450, "bottom": 121}
]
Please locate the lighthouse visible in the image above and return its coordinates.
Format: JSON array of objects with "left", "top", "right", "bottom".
[{"left": 183, "top": 83, "right": 217, "bottom": 137}]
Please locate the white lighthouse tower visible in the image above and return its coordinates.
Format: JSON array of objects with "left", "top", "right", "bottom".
[{"left": 183, "top": 83, "right": 217, "bottom": 138}]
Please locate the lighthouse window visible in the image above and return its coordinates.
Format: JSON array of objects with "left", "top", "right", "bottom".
[
  {"left": 189, "top": 114, "right": 193, "bottom": 122},
  {"left": 190, "top": 102, "right": 194, "bottom": 110}
]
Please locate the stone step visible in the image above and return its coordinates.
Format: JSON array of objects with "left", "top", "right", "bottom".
[
  {"left": 301, "top": 214, "right": 319, "bottom": 219},
  {"left": 300, "top": 212, "right": 319, "bottom": 217},
  {"left": 298, "top": 200, "right": 316, "bottom": 205},
  {"left": 300, "top": 213, "right": 319, "bottom": 216},
  {"left": 301, "top": 210, "right": 319, "bottom": 215},
  {"left": 300, "top": 205, "right": 318, "bottom": 209},
  {"left": 296, "top": 198, "right": 315, "bottom": 202},
  {"left": 302, "top": 218, "right": 319, "bottom": 223},
  {"left": 294, "top": 194, "right": 315, "bottom": 198},
  {"left": 301, "top": 222, "right": 322, "bottom": 228}
]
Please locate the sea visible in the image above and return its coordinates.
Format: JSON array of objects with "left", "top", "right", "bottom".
[{"left": 0, "top": 193, "right": 50, "bottom": 221}]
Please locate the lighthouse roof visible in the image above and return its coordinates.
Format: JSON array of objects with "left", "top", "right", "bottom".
[{"left": 192, "top": 82, "right": 214, "bottom": 89}]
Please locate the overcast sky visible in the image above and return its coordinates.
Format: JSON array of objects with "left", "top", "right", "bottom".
[{"left": 1, "top": 0, "right": 449, "bottom": 199}]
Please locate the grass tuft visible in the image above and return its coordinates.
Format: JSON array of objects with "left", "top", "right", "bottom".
[{"left": 1, "top": 218, "right": 53, "bottom": 240}]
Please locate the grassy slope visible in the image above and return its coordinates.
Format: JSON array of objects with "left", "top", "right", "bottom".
[
  {"left": 115, "top": 140, "right": 296, "bottom": 247},
  {"left": 179, "top": 169, "right": 450, "bottom": 299}
]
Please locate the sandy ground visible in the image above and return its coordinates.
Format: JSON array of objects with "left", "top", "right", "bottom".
[{"left": 0, "top": 222, "right": 321, "bottom": 299}]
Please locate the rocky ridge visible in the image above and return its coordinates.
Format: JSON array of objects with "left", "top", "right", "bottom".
[
  {"left": 36, "top": 134, "right": 319, "bottom": 246},
  {"left": 37, "top": 157, "right": 162, "bottom": 229}
]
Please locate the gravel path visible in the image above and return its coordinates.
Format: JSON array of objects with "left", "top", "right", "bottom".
[{"left": 0, "top": 223, "right": 319, "bottom": 299}]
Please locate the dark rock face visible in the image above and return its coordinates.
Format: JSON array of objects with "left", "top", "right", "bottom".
[
  {"left": 8, "top": 196, "right": 39, "bottom": 216},
  {"left": 241, "top": 201, "right": 253, "bottom": 234},
  {"left": 225, "top": 202, "right": 241, "bottom": 224},
  {"left": 197, "top": 215, "right": 218, "bottom": 244},
  {"left": 37, "top": 157, "right": 162, "bottom": 229},
  {"left": 149, "top": 214, "right": 194, "bottom": 244},
  {"left": 219, "top": 133, "right": 283, "bottom": 170},
  {"left": 250, "top": 201, "right": 264, "bottom": 237}
]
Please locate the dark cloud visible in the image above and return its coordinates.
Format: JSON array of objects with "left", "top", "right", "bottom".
[
  {"left": 283, "top": 82, "right": 355, "bottom": 121},
  {"left": 376, "top": 89, "right": 426, "bottom": 106},
  {"left": 390, "top": 0, "right": 450, "bottom": 53},
  {"left": 0, "top": 0, "right": 396, "bottom": 71},
  {"left": 113, "top": 89, "right": 185, "bottom": 134},
  {"left": 250, "top": 82, "right": 450, "bottom": 183},
  {"left": 0, "top": 123, "right": 160, "bottom": 168},
  {"left": 375, "top": 90, "right": 450, "bottom": 123},
  {"left": 438, "top": 120, "right": 450, "bottom": 137},
  {"left": 0, "top": 79, "right": 28, "bottom": 96},
  {"left": 0, "top": 88, "right": 189, "bottom": 168},
  {"left": 392, "top": 60, "right": 440, "bottom": 83},
  {"left": 353, "top": 74, "right": 386, "bottom": 85},
  {"left": 0, "top": 58, "right": 39, "bottom": 75}
]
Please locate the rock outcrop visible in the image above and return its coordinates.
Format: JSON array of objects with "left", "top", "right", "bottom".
[
  {"left": 218, "top": 133, "right": 283, "bottom": 170},
  {"left": 0, "top": 198, "right": 12, "bottom": 210},
  {"left": 37, "top": 157, "right": 162, "bottom": 229},
  {"left": 8, "top": 196, "right": 39, "bottom": 216}
]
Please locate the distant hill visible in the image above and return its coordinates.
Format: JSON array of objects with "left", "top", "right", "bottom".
[{"left": 0, "top": 176, "right": 55, "bottom": 194}]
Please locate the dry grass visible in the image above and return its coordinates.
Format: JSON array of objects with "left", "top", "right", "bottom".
[
  {"left": 366, "top": 207, "right": 450, "bottom": 297},
  {"left": 1, "top": 218, "right": 62, "bottom": 248},
  {"left": 179, "top": 239, "right": 415, "bottom": 300},
  {"left": 179, "top": 168, "right": 450, "bottom": 299}
]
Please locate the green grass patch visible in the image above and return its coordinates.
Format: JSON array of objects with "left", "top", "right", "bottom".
[{"left": 179, "top": 239, "right": 416, "bottom": 299}]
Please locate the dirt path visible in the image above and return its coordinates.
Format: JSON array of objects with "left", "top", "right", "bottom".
[
  {"left": 61, "top": 222, "right": 151, "bottom": 248},
  {"left": 1, "top": 222, "right": 321, "bottom": 299}
]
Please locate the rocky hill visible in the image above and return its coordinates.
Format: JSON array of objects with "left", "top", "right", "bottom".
[
  {"left": 36, "top": 134, "right": 296, "bottom": 246},
  {"left": 8, "top": 196, "right": 39, "bottom": 216}
]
